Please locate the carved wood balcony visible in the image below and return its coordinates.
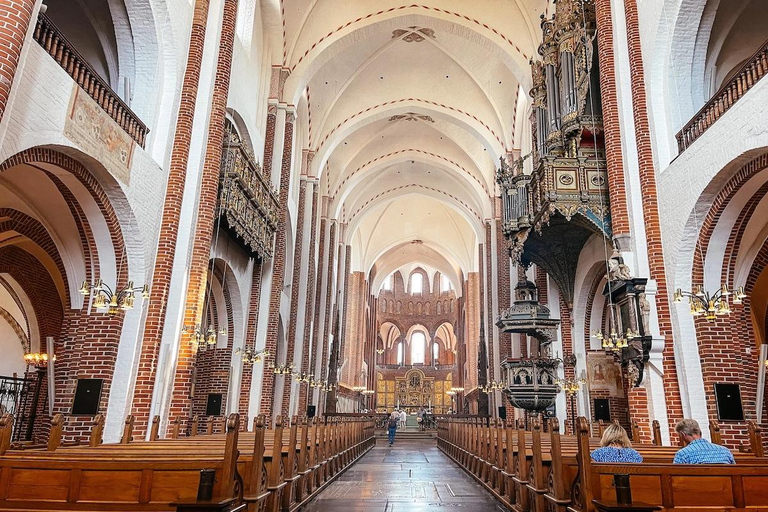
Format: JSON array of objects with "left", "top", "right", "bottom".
[
  {"left": 677, "top": 38, "right": 768, "bottom": 153},
  {"left": 219, "top": 125, "right": 279, "bottom": 260},
  {"left": 497, "top": 152, "right": 609, "bottom": 305},
  {"left": 33, "top": 13, "right": 149, "bottom": 147}
]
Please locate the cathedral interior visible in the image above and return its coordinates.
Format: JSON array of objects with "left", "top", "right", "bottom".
[{"left": 0, "top": 0, "right": 767, "bottom": 510}]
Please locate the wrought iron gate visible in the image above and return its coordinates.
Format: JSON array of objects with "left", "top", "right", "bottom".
[{"left": 0, "top": 373, "right": 43, "bottom": 441}]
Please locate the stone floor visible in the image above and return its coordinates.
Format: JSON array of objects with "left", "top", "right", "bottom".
[{"left": 301, "top": 438, "right": 506, "bottom": 511}]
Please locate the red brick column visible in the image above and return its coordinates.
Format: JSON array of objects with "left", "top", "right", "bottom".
[
  {"left": 281, "top": 177, "right": 308, "bottom": 414},
  {"left": 319, "top": 222, "right": 337, "bottom": 384},
  {"left": 595, "top": 0, "right": 630, "bottom": 240},
  {"left": 624, "top": 0, "right": 684, "bottom": 435},
  {"left": 237, "top": 261, "right": 262, "bottom": 421},
  {"left": 558, "top": 299, "right": 582, "bottom": 434},
  {"left": 168, "top": 0, "right": 239, "bottom": 428},
  {"left": 339, "top": 244, "right": 352, "bottom": 365},
  {"left": 298, "top": 184, "right": 319, "bottom": 413},
  {"left": 262, "top": 101, "right": 278, "bottom": 186},
  {"left": 0, "top": 0, "right": 35, "bottom": 123},
  {"left": 131, "top": 0, "right": 213, "bottom": 436},
  {"left": 259, "top": 109, "right": 295, "bottom": 416},
  {"left": 309, "top": 216, "right": 328, "bottom": 406},
  {"left": 485, "top": 222, "right": 495, "bottom": 383},
  {"left": 496, "top": 220, "right": 511, "bottom": 360}
]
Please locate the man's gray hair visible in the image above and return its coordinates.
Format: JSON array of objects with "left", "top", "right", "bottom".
[{"left": 675, "top": 419, "right": 702, "bottom": 437}]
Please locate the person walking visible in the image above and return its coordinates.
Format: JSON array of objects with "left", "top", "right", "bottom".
[
  {"left": 399, "top": 409, "right": 407, "bottom": 430},
  {"left": 417, "top": 407, "right": 426, "bottom": 431},
  {"left": 673, "top": 419, "right": 735, "bottom": 464},
  {"left": 387, "top": 410, "right": 399, "bottom": 446}
]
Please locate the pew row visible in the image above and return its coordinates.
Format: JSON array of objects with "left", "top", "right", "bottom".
[
  {"left": 436, "top": 416, "right": 768, "bottom": 512},
  {"left": 0, "top": 413, "right": 375, "bottom": 512}
]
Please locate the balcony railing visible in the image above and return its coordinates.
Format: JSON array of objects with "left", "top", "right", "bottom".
[
  {"left": 33, "top": 13, "right": 149, "bottom": 147},
  {"left": 677, "top": 38, "right": 768, "bottom": 153}
]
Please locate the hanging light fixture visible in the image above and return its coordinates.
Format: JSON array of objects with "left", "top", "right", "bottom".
[
  {"left": 235, "top": 347, "right": 269, "bottom": 365},
  {"left": 183, "top": 324, "right": 226, "bottom": 348},
  {"left": 376, "top": 348, "right": 385, "bottom": 355},
  {"left": 480, "top": 381, "right": 501, "bottom": 394},
  {"left": 555, "top": 376, "right": 585, "bottom": 396},
  {"left": 80, "top": 279, "right": 149, "bottom": 315},
  {"left": 593, "top": 328, "right": 638, "bottom": 353},
  {"left": 292, "top": 371, "right": 314, "bottom": 383},
  {"left": 271, "top": 363, "right": 295, "bottom": 375},
  {"left": 24, "top": 352, "right": 55, "bottom": 368},
  {"left": 673, "top": 284, "right": 746, "bottom": 321}
]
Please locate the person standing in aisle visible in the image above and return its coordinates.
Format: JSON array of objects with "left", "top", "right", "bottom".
[
  {"left": 388, "top": 410, "right": 399, "bottom": 446},
  {"left": 399, "top": 409, "right": 407, "bottom": 430}
]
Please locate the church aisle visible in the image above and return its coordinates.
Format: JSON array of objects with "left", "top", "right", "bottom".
[{"left": 302, "top": 438, "right": 505, "bottom": 511}]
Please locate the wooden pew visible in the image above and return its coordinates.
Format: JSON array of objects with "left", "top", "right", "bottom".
[
  {"left": 569, "top": 416, "right": 768, "bottom": 512},
  {"left": 0, "top": 413, "right": 375, "bottom": 512},
  {"left": 0, "top": 413, "right": 243, "bottom": 511},
  {"left": 437, "top": 415, "right": 768, "bottom": 512}
]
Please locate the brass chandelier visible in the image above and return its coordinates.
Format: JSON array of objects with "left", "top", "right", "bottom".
[
  {"left": 310, "top": 379, "right": 335, "bottom": 392},
  {"left": 183, "top": 323, "right": 226, "bottom": 348},
  {"left": 674, "top": 284, "right": 746, "bottom": 321},
  {"left": 556, "top": 376, "right": 585, "bottom": 396},
  {"left": 272, "top": 363, "right": 294, "bottom": 375},
  {"left": 235, "top": 347, "right": 269, "bottom": 365},
  {"left": 80, "top": 279, "right": 149, "bottom": 315},
  {"left": 593, "top": 328, "right": 639, "bottom": 353},
  {"left": 24, "top": 352, "right": 55, "bottom": 368},
  {"left": 480, "top": 381, "right": 501, "bottom": 394}
]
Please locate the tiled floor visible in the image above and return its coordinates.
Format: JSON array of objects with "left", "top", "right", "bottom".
[{"left": 302, "top": 439, "right": 505, "bottom": 511}]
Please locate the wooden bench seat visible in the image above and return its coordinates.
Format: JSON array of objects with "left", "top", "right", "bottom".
[
  {"left": 0, "top": 413, "right": 376, "bottom": 512},
  {"left": 438, "top": 416, "right": 768, "bottom": 512}
]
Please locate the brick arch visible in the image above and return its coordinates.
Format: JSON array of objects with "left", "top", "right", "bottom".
[
  {"left": 582, "top": 266, "right": 606, "bottom": 351},
  {"left": 0, "top": 208, "right": 71, "bottom": 306},
  {"left": 0, "top": 246, "right": 64, "bottom": 345},
  {"left": 0, "top": 147, "right": 129, "bottom": 272},
  {"left": 0, "top": 147, "right": 136, "bottom": 440},
  {"left": 687, "top": 152, "right": 768, "bottom": 447},
  {"left": 0, "top": 305, "right": 30, "bottom": 352},
  {"left": 379, "top": 318, "right": 406, "bottom": 339}
]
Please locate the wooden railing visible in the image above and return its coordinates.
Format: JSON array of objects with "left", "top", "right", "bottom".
[
  {"left": 677, "top": 38, "right": 768, "bottom": 153},
  {"left": 33, "top": 13, "right": 149, "bottom": 148}
]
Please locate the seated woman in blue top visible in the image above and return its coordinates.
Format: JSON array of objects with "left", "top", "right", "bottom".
[{"left": 590, "top": 423, "right": 643, "bottom": 463}]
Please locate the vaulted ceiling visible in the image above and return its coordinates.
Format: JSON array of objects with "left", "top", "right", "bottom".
[{"left": 282, "top": 1, "right": 550, "bottom": 279}]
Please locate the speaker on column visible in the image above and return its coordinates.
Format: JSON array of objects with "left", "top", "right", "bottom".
[
  {"left": 498, "top": 406, "right": 507, "bottom": 420},
  {"left": 307, "top": 405, "right": 316, "bottom": 419}
]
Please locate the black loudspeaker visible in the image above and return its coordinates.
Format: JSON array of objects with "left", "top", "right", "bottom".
[
  {"left": 594, "top": 398, "right": 611, "bottom": 422},
  {"left": 205, "top": 393, "right": 223, "bottom": 416},
  {"left": 71, "top": 378, "right": 103, "bottom": 415},
  {"left": 307, "top": 405, "right": 316, "bottom": 419},
  {"left": 714, "top": 383, "right": 744, "bottom": 421},
  {"left": 498, "top": 406, "right": 507, "bottom": 420}
]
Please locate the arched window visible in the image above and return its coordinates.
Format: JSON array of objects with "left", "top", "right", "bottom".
[
  {"left": 411, "top": 332, "right": 426, "bottom": 364},
  {"left": 441, "top": 274, "right": 451, "bottom": 292},
  {"left": 397, "top": 342, "right": 403, "bottom": 365},
  {"left": 410, "top": 272, "right": 423, "bottom": 294},
  {"left": 432, "top": 341, "right": 439, "bottom": 363},
  {"left": 383, "top": 274, "right": 392, "bottom": 291}
]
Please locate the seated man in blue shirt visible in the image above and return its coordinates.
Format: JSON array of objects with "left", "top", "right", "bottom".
[{"left": 673, "top": 419, "right": 735, "bottom": 464}]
